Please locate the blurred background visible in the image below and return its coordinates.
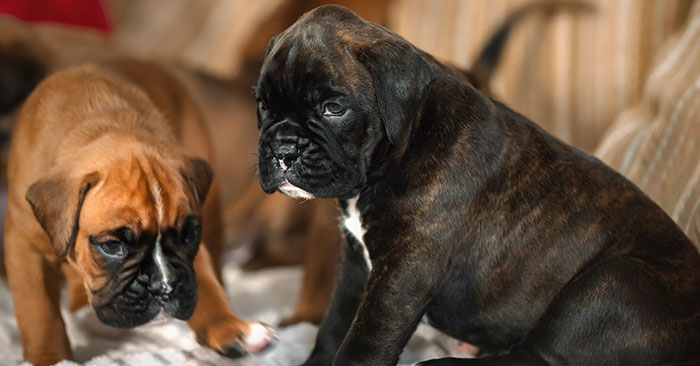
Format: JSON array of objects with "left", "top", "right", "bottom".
[
  {"left": 47, "top": 0, "right": 695, "bottom": 151},
  {"left": 4, "top": 0, "right": 694, "bottom": 149},
  {"left": 1, "top": 0, "right": 699, "bottom": 365}
]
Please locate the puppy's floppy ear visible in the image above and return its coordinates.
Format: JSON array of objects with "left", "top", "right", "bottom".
[
  {"left": 180, "top": 156, "right": 213, "bottom": 209},
  {"left": 357, "top": 38, "right": 436, "bottom": 144},
  {"left": 26, "top": 171, "right": 100, "bottom": 258}
]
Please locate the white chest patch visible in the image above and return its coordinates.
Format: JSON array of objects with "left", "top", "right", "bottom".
[{"left": 342, "top": 196, "right": 371, "bottom": 270}]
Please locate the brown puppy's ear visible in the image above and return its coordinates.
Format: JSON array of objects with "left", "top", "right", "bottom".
[
  {"left": 26, "top": 171, "right": 100, "bottom": 258},
  {"left": 180, "top": 156, "right": 213, "bottom": 209},
  {"left": 357, "top": 38, "right": 436, "bottom": 145}
]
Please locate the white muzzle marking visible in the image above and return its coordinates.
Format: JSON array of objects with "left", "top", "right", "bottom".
[
  {"left": 153, "top": 235, "right": 172, "bottom": 294},
  {"left": 151, "top": 179, "right": 171, "bottom": 293},
  {"left": 278, "top": 158, "right": 288, "bottom": 171},
  {"left": 279, "top": 180, "right": 315, "bottom": 200}
]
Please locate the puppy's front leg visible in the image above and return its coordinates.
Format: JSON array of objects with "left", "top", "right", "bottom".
[
  {"left": 186, "top": 244, "right": 277, "bottom": 357},
  {"left": 303, "top": 236, "right": 371, "bottom": 366},
  {"left": 333, "top": 256, "right": 438, "bottom": 366}
]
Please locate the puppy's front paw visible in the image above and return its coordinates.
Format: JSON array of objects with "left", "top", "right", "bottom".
[{"left": 198, "top": 320, "right": 278, "bottom": 358}]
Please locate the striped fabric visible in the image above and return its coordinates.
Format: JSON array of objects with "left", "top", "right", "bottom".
[
  {"left": 596, "top": 2, "right": 700, "bottom": 247},
  {"left": 390, "top": 0, "right": 700, "bottom": 246},
  {"left": 104, "top": 0, "right": 692, "bottom": 153},
  {"left": 388, "top": 0, "right": 694, "bottom": 152}
]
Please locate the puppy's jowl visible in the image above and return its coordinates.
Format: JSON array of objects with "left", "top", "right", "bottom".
[
  {"left": 4, "top": 60, "right": 276, "bottom": 366},
  {"left": 254, "top": 5, "right": 700, "bottom": 366}
]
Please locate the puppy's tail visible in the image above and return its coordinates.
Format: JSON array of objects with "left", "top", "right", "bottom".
[{"left": 466, "top": 0, "right": 595, "bottom": 91}]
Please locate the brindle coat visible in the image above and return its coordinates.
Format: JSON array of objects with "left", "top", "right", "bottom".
[{"left": 254, "top": 5, "right": 700, "bottom": 366}]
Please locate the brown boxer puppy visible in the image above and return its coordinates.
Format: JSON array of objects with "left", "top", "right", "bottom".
[
  {"left": 4, "top": 59, "right": 276, "bottom": 366},
  {"left": 254, "top": 5, "right": 700, "bottom": 366},
  {"left": 0, "top": 15, "right": 340, "bottom": 326}
]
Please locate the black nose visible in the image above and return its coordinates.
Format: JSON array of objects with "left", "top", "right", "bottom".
[
  {"left": 272, "top": 134, "right": 300, "bottom": 165},
  {"left": 277, "top": 144, "right": 299, "bottom": 160}
]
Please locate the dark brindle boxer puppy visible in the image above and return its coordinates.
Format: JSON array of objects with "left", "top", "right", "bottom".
[
  {"left": 4, "top": 59, "right": 276, "bottom": 366},
  {"left": 253, "top": 5, "right": 700, "bottom": 366}
]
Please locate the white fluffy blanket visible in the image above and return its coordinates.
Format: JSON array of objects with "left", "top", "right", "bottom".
[{"left": 0, "top": 265, "right": 462, "bottom": 365}]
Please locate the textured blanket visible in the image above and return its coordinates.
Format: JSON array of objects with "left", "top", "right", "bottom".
[{"left": 0, "top": 265, "right": 460, "bottom": 365}]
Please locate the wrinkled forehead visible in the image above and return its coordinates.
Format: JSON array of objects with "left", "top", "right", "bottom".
[
  {"left": 81, "top": 156, "right": 191, "bottom": 234},
  {"left": 257, "top": 22, "right": 370, "bottom": 100}
]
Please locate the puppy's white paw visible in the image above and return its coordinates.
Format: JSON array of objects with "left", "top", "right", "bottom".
[
  {"left": 241, "top": 322, "right": 279, "bottom": 354},
  {"left": 211, "top": 321, "right": 279, "bottom": 359}
]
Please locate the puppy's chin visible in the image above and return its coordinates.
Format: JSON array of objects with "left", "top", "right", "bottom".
[
  {"left": 92, "top": 299, "right": 193, "bottom": 329},
  {"left": 92, "top": 299, "right": 163, "bottom": 329},
  {"left": 142, "top": 308, "right": 173, "bottom": 327},
  {"left": 90, "top": 275, "right": 197, "bottom": 329},
  {"left": 258, "top": 155, "right": 365, "bottom": 199},
  {"left": 278, "top": 180, "right": 316, "bottom": 200}
]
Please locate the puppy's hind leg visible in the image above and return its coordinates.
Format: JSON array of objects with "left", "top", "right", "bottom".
[
  {"left": 421, "top": 257, "right": 700, "bottom": 366},
  {"left": 280, "top": 200, "right": 341, "bottom": 327},
  {"left": 416, "top": 348, "right": 549, "bottom": 366}
]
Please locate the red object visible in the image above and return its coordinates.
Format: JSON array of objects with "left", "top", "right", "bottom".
[{"left": 0, "top": 0, "right": 111, "bottom": 32}]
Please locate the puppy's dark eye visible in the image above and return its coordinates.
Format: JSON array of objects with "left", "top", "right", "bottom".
[
  {"left": 99, "top": 240, "right": 127, "bottom": 259},
  {"left": 258, "top": 101, "right": 268, "bottom": 112},
  {"left": 182, "top": 216, "right": 203, "bottom": 250},
  {"left": 323, "top": 102, "right": 346, "bottom": 116},
  {"left": 116, "top": 227, "right": 136, "bottom": 245}
]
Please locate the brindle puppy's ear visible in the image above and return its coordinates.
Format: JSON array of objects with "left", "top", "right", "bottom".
[
  {"left": 26, "top": 171, "right": 100, "bottom": 258},
  {"left": 181, "top": 156, "right": 213, "bottom": 209},
  {"left": 264, "top": 35, "right": 277, "bottom": 58},
  {"left": 357, "top": 39, "right": 436, "bottom": 145}
]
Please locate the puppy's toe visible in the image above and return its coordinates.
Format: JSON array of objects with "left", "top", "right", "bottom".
[
  {"left": 216, "top": 322, "right": 278, "bottom": 359},
  {"left": 219, "top": 343, "right": 246, "bottom": 358},
  {"left": 240, "top": 322, "right": 278, "bottom": 354}
]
